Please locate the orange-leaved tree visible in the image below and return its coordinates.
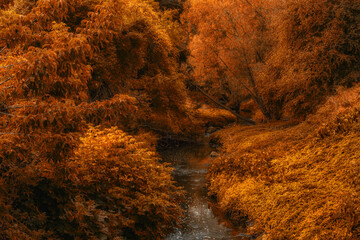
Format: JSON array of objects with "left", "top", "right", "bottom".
[
  {"left": 261, "top": 0, "right": 360, "bottom": 118},
  {"left": 0, "top": 0, "right": 186, "bottom": 238},
  {"left": 183, "top": 0, "right": 274, "bottom": 120}
]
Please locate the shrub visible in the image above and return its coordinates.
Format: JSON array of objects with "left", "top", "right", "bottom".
[{"left": 66, "top": 126, "right": 183, "bottom": 239}]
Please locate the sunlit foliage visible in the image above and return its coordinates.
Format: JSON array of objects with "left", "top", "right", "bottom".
[
  {"left": 0, "top": 0, "right": 186, "bottom": 238},
  {"left": 207, "top": 87, "right": 360, "bottom": 239},
  {"left": 1, "top": 0, "right": 360, "bottom": 238},
  {"left": 184, "top": 0, "right": 360, "bottom": 120},
  {"left": 66, "top": 126, "right": 183, "bottom": 239},
  {"left": 184, "top": 0, "right": 273, "bottom": 119},
  {"left": 262, "top": 0, "right": 360, "bottom": 118}
]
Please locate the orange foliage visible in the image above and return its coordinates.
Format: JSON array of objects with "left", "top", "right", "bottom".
[
  {"left": 207, "top": 89, "right": 360, "bottom": 239},
  {"left": 261, "top": 0, "right": 360, "bottom": 118},
  {"left": 183, "top": 0, "right": 274, "bottom": 119},
  {"left": 2, "top": 0, "right": 359, "bottom": 238},
  {"left": 184, "top": 0, "right": 360, "bottom": 120},
  {"left": 66, "top": 126, "right": 183, "bottom": 239},
  {"left": 0, "top": 0, "right": 187, "bottom": 238}
]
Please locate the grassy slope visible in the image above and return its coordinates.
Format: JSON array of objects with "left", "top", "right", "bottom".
[{"left": 207, "top": 89, "right": 360, "bottom": 239}]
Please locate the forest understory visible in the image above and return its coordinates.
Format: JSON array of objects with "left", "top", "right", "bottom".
[{"left": 0, "top": 0, "right": 360, "bottom": 239}]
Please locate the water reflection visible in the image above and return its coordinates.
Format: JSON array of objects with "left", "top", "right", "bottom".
[{"left": 160, "top": 143, "right": 250, "bottom": 240}]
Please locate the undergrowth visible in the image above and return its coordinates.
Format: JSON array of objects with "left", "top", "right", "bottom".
[{"left": 207, "top": 86, "right": 360, "bottom": 239}]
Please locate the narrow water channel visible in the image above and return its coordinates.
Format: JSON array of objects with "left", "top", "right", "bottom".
[{"left": 160, "top": 141, "right": 250, "bottom": 240}]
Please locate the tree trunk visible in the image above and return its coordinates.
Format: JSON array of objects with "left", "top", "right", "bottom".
[{"left": 195, "top": 85, "right": 255, "bottom": 125}]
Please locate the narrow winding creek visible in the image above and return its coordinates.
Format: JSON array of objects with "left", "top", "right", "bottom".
[{"left": 160, "top": 141, "right": 250, "bottom": 240}]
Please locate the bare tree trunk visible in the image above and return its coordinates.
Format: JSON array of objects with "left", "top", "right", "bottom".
[{"left": 195, "top": 85, "right": 255, "bottom": 125}]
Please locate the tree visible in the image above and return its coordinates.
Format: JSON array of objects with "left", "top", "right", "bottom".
[
  {"left": 184, "top": 0, "right": 360, "bottom": 120},
  {"left": 0, "top": 0, "right": 187, "bottom": 238},
  {"left": 261, "top": 0, "right": 360, "bottom": 118},
  {"left": 183, "top": 0, "right": 274, "bottom": 120}
]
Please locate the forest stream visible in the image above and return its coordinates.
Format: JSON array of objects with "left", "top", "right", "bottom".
[{"left": 161, "top": 140, "right": 251, "bottom": 240}]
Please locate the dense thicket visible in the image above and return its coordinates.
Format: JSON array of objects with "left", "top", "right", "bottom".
[
  {"left": 184, "top": 0, "right": 360, "bottom": 120},
  {"left": 0, "top": 0, "right": 187, "bottom": 238},
  {"left": 67, "top": 126, "right": 183, "bottom": 239},
  {"left": 263, "top": 0, "right": 360, "bottom": 118},
  {"left": 1, "top": 0, "right": 360, "bottom": 239}
]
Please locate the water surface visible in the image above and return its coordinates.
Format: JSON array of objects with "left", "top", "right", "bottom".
[{"left": 161, "top": 142, "right": 250, "bottom": 240}]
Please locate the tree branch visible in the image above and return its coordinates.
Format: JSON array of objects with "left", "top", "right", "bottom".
[
  {"left": 0, "top": 132, "right": 33, "bottom": 137},
  {"left": 0, "top": 112, "right": 17, "bottom": 117},
  {"left": 0, "top": 76, "right": 13, "bottom": 86},
  {"left": 195, "top": 85, "right": 255, "bottom": 125},
  {"left": 214, "top": 51, "right": 257, "bottom": 98},
  {"left": 4, "top": 105, "right": 37, "bottom": 110},
  {"left": 0, "top": 46, "right": 6, "bottom": 55}
]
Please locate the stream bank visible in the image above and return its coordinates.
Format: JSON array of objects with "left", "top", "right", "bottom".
[{"left": 206, "top": 119, "right": 360, "bottom": 239}]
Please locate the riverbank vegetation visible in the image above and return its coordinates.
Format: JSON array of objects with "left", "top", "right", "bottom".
[
  {"left": 184, "top": 0, "right": 360, "bottom": 121},
  {"left": 1, "top": 0, "right": 360, "bottom": 239},
  {"left": 185, "top": 0, "right": 360, "bottom": 239},
  {"left": 208, "top": 86, "right": 360, "bottom": 239},
  {"left": 0, "top": 0, "right": 190, "bottom": 238}
]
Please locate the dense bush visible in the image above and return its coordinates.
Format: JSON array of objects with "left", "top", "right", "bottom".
[
  {"left": 0, "top": 126, "right": 183, "bottom": 239},
  {"left": 66, "top": 126, "right": 183, "bottom": 239},
  {"left": 0, "top": 0, "right": 187, "bottom": 239}
]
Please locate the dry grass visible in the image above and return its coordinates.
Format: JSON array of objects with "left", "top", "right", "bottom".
[{"left": 207, "top": 87, "right": 360, "bottom": 239}]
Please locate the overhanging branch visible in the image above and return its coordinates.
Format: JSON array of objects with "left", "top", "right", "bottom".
[{"left": 195, "top": 85, "right": 255, "bottom": 125}]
